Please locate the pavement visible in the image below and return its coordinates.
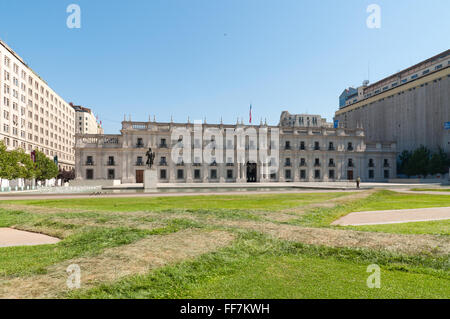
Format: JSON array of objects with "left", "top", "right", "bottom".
[
  {"left": 332, "top": 207, "right": 450, "bottom": 226},
  {"left": 0, "top": 228, "right": 60, "bottom": 248}
]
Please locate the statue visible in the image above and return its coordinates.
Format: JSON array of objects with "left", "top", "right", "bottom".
[{"left": 145, "top": 148, "right": 156, "bottom": 169}]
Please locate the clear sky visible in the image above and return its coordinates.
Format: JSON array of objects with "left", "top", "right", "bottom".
[{"left": 1, "top": 0, "right": 449, "bottom": 133}]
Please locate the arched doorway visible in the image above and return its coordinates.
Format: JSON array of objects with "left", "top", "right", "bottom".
[{"left": 247, "top": 162, "right": 257, "bottom": 183}]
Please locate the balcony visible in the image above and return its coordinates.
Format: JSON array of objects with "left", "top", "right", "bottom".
[
  {"left": 85, "top": 161, "right": 94, "bottom": 166},
  {"left": 348, "top": 163, "right": 354, "bottom": 167},
  {"left": 368, "top": 163, "right": 375, "bottom": 168},
  {"left": 328, "top": 146, "right": 335, "bottom": 151},
  {"left": 314, "top": 162, "right": 321, "bottom": 167},
  {"left": 328, "top": 163, "right": 336, "bottom": 167},
  {"left": 384, "top": 163, "right": 390, "bottom": 168},
  {"left": 176, "top": 162, "right": 185, "bottom": 167},
  {"left": 348, "top": 146, "right": 354, "bottom": 151},
  {"left": 284, "top": 163, "right": 292, "bottom": 167},
  {"left": 159, "top": 161, "right": 168, "bottom": 166},
  {"left": 226, "top": 163, "right": 235, "bottom": 167},
  {"left": 210, "top": 161, "right": 218, "bottom": 167},
  {"left": 314, "top": 146, "right": 321, "bottom": 151},
  {"left": 300, "top": 162, "right": 307, "bottom": 167},
  {"left": 135, "top": 162, "right": 144, "bottom": 166},
  {"left": 284, "top": 145, "right": 291, "bottom": 150},
  {"left": 106, "top": 161, "right": 116, "bottom": 166},
  {"left": 193, "top": 163, "right": 202, "bottom": 167},
  {"left": 136, "top": 143, "right": 145, "bottom": 148},
  {"left": 159, "top": 143, "right": 168, "bottom": 148}
]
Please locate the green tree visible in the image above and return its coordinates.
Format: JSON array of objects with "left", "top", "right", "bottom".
[
  {"left": 34, "top": 150, "right": 58, "bottom": 182},
  {"left": 0, "top": 141, "right": 16, "bottom": 184},
  {"left": 398, "top": 150, "right": 412, "bottom": 176},
  {"left": 428, "top": 147, "right": 449, "bottom": 175},
  {"left": 10, "top": 149, "right": 35, "bottom": 180},
  {"left": 408, "top": 145, "right": 431, "bottom": 177}
]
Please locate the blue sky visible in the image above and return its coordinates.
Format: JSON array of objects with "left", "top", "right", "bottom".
[{"left": 1, "top": 0, "right": 449, "bottom": 133}]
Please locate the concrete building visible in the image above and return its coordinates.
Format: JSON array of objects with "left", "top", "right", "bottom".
[
  {"left": 74, "top": 112, "right": 396, "bottom": 185},
  {"left": 0, "top": 40, "right": 76, "bottom": 170},
  {"left": 335, "top": 49, "right": 450, "bottom": 154},
  {"left": 71, "top": 103, "right": 104, "bottom": 135}
]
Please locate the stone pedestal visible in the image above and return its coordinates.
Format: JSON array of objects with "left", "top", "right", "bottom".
[{"left": 144, "top": 169, "right": 158, "bottom": 191}]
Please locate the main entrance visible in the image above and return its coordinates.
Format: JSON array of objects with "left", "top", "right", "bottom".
[
  {"left": 347, "top": 170, "right": 354, "bottom": 181},
  {"left": 136, "top": 170, "right": 144, "bottom": 183},
  {"left": 247, "top": 162, "right": 257, "bottom": 183}
]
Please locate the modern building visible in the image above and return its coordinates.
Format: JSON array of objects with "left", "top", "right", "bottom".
[
  {"left": 71, "top": 103, "right": 104, "bottom": 135},
  {"left": 74, "top": 112, "right": 396, "bottom": 185},
  {"left": 0, "top": 40, "right": 76, "bottom": 170},
  {"left": 335, "top": 49, "right": 450, "bottom": 154}
]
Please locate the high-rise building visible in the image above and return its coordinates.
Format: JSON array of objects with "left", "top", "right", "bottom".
[
  {"left": 0, "top": 40, "right": 76, "bottom": 170},
  {"left": 71, "top": 103, "right": 103, "bottom": 135},
  {"left": 335, "top": 49, "right": 450, "bottom": 154}
]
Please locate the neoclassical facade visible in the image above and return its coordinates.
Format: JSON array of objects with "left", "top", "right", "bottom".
[{"left": 75, "top": 112, "right": 397, "bottom": 184}]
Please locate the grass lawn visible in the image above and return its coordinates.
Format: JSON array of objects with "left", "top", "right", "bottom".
[
  {"left": 345, "top": 219, "right": 450, "bottom": 236},
  {"left": 0, "top": 190, "right": 449, "bottom": 299},
  {"left": 70, "top": 234, "right": 450, "bottom": 299},
  {"left": 411, "top": 188, "right": 450, "bottom": 192},
  {"left": 3, "top": 192, "right": 350, "bottom": 212}
]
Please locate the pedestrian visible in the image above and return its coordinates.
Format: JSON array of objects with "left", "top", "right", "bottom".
[{"left": 356, "top": 176, "right": 361, "bottom": 189}]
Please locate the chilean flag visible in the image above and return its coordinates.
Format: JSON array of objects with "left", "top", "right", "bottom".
[{"left": 249, "top": 104, "right": 252, "bottom": 124}]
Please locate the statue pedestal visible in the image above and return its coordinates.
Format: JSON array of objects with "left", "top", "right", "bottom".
[{"left": 144, "top": 169, "right": 158, "bottom": 191}]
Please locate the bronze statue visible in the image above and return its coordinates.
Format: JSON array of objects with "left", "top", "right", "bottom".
[{"left": 145, "top": 148, "right": 156, "bottom": 169}]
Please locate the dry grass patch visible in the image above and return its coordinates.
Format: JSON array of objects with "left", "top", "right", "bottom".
[
  {"left": 214, "top": 219, "right": 450, "bottom": 257},
  {"left": 0, "top": 229, "right": 234, "bottom": 299}
]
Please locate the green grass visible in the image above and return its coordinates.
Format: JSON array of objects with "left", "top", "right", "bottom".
[
  {"left": 1, "top": 190, "right": 449, "bottom": 298},
  {"left": 70, "top": 233, "right": 450, "bottom": 299},
  {"left": 3, "top": 192, "right": 350, "bottom": 213},
  {"left": 346, "top": 219, "right": 450, "bottom": 236},
  {"left": 411, "top": 188, "right": 450, "bottom": 192},
  {"left": 290, "top": 190, "right": 450, "bottom": 229}
]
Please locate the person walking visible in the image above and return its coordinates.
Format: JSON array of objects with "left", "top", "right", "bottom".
[{"left": 356, "top": 176, "right": 361, "bottom": 189}]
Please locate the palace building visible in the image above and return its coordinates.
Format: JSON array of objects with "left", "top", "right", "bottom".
[{"left": 74, "top": 112, "right": 397, "bottom": 185}]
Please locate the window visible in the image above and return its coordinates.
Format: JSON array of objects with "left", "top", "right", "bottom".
[
  {"left": 300, "top": 158, "right": 306, "bottom": 166},
  {"left": 328, "top": 142, "right": 334, "bottom": 150},
  {"left": 136, "top": 156, "right": 143, "bottom": 166},
  {"left": 369, "top": 159, "right": 374, "bottom": 167},
  {"left": 86, "top": 156, "right": 93, "bottom": 165},
  {"left": 347, "top": 142, "right": 353, "bottom": 151},
  {"left": 160, "top": 138, "right": 167, "bottom": 147},
  {"left": 369, "top": 170, "right": 374, "bottom": 179},
  {"left": 285, "top": 141, "right": 291, "bottom": 150},
  {"left": 314, "top": 141, "right": 320, "bottom": 150},
  {"left": 383, "top": 159, "right": 389, "bottom": 167},
  {"left": 227, "top": 169, "right": 233, "bottom": 179},
  {"left": 314, "top": 158, "right": 320, "bottom": 167},
  {"left": 137, "top": 138, "right": 144, "bottom": 147},
  {"left": 285, "top": 170, "right": 291, "bottom": 179},
  {"left": 314, "top": 170, "right": 320, "bottom": 179},
  {"left": 300, "top": 141, "right": 305, "bottom": 150},
  {"left": 160, "top": 156, "right": 167, "bottom": 166},
  {"left": 194, "top": 169, "right": 201, "bottom": 179},
  {"left": 300, "top": 170, "right": 306, "bottom": 179},
  {"left": 108, "top": 156, "right": 115, "bottom": 165},
  {"left": 86, "top": 169, "right": 94, "bottom": 180},
  {"left": 270, "top": 173, "right": 277, "bottom": 180},
  {"left": 329, "top": 170, "right": 335, "bottom": 179},
  {"left": 285, "top": 158, "right": 291, "bottom": 167},
  {"left": 107, "top": 169, "right": 115, "bottom": 180},
  {"left": 177, "top": 169, "right": 184, "bottom": 179},
  {"left": 160, "top": 169, "right": 167, "bottom": 179},
  {"left": 329, "top": 158, "right": 335, "bottom": 167},
  {"left": 384, "top": 170, "right": 390, "bottom": 179},
  {"left": 210, "top": 169, "right": 217, "bottom": 179},
  {"left": 348, "top": 159, "right": 354, "bottom": 167}
]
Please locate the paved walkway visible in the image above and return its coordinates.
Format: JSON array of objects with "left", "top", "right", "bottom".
[
  {"left": 0, "top": 228, "right": 60, "bottom": 248},
  {"left": 332, "top": 207, "right": 450, "bottom": 226}
]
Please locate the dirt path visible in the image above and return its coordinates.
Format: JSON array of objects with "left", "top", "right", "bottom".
[
  {"left": 332, "top": 207, "right": 450, "bottom": 226},
  {"left": 0, "top": 229, "right": 234, "bottom": 299}
]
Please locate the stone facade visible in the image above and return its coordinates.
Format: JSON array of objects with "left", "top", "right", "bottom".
[
  {"left": 335, "top": 50, "right": 450, "bottom": 154},
  {"left": 75, "top": 112, "right": 397, "bottom": 184}
]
